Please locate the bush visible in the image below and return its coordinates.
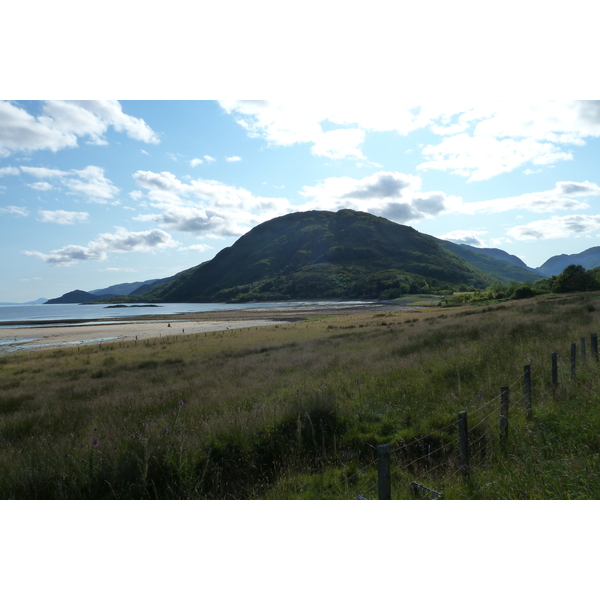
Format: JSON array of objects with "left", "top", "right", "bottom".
[{"left": 512, "top": 286, "right": 536, "bottom": 300}]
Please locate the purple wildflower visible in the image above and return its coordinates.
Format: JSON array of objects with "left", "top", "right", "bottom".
[
  {"left": 477, "top": 391, "right": 484, "bottom": 399},
  {"left": 355, "top": 379, "right": 361, "bottom": 386},
  {"left": 130, "top": 434, "right": 135, "bottom": 439},
  {"left": 92, "top": 439, "right": 99, "bottom": 446},
  {"left": 178, "top": 400, "right": 184, "bottom": 406},
  {"left": 144, "top": 423, "right": 149, "bottom": 428},
  {"left": 164, "top": 427, "right": 169, "bottom": 434}
]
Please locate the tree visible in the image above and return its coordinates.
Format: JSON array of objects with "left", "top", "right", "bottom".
[{"left": 552, "top": 264, "right": 600, "bottom": 293}]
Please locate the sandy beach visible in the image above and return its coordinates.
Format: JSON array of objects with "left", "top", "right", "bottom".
[
  {"left": 0, "top": 302, "right": 410, "bottom": 354},
  {"left": 0, "top": 315, "right": 292, "bottom": 354}
]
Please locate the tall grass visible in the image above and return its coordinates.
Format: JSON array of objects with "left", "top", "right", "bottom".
[{"left": 1, "top": 293, "right": 600, "bottom": 499}]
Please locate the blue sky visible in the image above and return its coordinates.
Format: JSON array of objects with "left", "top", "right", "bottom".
[{"left": 3, "top": 99, "right": 600, "bottom": 302}]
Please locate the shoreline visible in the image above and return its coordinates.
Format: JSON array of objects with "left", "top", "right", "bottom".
[
  {"left": 0, "top": 317, "right": 292, "bottom": 354},
  {"left": 0, "top": 303, "right": 424, "bottom": 354}
]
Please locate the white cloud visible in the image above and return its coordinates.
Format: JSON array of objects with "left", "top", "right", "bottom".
[
  {"left": 21, "top": 165, "right": 119, "bottom": 203},
  {"left": 0, "top": 205, "right": 29, "bottom": 216},
  {"left": 65, "top": 165, "right": 119, "bottom": 201},
  {"left": 38, "top": 209, "right": 89, "bottom": 224},
  {"left": 190, "top": 158, "right": 203, "bottom": 167},
  {"left": 418, "top": 134, "right": 573, "bottom": 181},
  {"left": 458, "top": 181, "right": 600, "bottom": 215},
  {"left": 204, "top": 155, "right": 216, "bottom": 162},
  {"left": 439, "top": 229, "right": 488, "bottom": 246},
  {"left": 105, "top": 267, "right": 137, "bottom": 272},
  {"left": 225, "top": 155, "right": 242, "bottom": 162},
  {"left": 27, "top": 181, "right": 54, "bottom": 191},
  {"left": 298, "top": 171, "right": 458, "bottom": 223},
  {"left": 180, "top": 243, "right": 213, "bottom": 252},
  {"left": 132, "top": 169, "right": 292, "bottom": 236},
  {"left": 20, "top": 166, "right": 68, "bottom": 178},
  {"left": 23, "top": 227, "right": 177, "bottom": 265},
  {"left": 0, "top": 100, "right": 159, "bottom": 157},
  {"left": 135, "top": 206, "right": 249, "bottom": 237},
  {"left": 311, "top": 128, "right": 365, "bottom": 159},
  {"left": 133, "top": 170, "right": 187, "bottom": 194},
  {"left": 23, "top": 245, "right": 104, "bottom": 264},
  {"left": 220, "top": 100, "right": 600, "bottom": 180},
  {"left": 507, "top": 214, "right": 600, "bottom": 241},
  {"left": 0, "top": 166, "right": 19, "bottom": 176}
]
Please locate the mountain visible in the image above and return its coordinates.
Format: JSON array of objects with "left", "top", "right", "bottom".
[
  {"left": 0, "top": 298, "right": 48, "bottom": 305},
  {"left": 89, "top": 279, "right": 159, "bottom": 297},
  {"left": 432, "top": 239, "right": 542, "bottom": 283},
  {"left": 137, "top": 210, "right": 502, "bottom": 303},
  {"left": 458, "top": 245, "right": 539, "bottom": 274},
  {"left": 126, "top": 266, "right": 204, "bottom": 297},
  {"left": 45, "top": 290, "right": 115, "bottom": 304},
  {"left": 537, "top": 247, "right": 600, "bottom": 277}
]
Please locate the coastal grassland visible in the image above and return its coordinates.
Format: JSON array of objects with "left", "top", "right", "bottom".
[{"left": 1, "top": 294, "right": 600, "bottom": 499}]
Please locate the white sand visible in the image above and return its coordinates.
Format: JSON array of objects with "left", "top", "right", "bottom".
[{"left": 0, "top": 318, "right": 290, "bottom": 354}]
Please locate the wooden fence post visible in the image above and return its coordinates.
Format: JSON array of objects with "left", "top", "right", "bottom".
[
  {"left": 552, "top": 352, "right": 558, "bottom": 393},
  {"left": 377, "top": 444, "right": 391, "bottom": 500},
  {"left": 591, "top": 333, "right": 598, "bottom": 362},
  {"left": 571, "top": 343, "right": 577, "bottom": 380},
  {"left": 458, "top": 411, "right": 469, "bottom": 481},
  {"left": 581, "top": 337, "right": 587, "bottom": 363},
  {"left": 524, "top": 364, "right": 532, "bottom": 418},
  {"left": 500, "top": 387, "right": 509, "bottom": 453}
]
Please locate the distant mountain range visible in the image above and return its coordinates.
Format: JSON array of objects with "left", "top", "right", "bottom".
[
  {"left": 88, "top": 279, "right": 159, "bottom": 297},
  {"left": 537, "top": 247, "right": 600, "bottom": 277},
  {"left": 0, "top": 298, "right": 48, "bottom": 306},
  {"left": 41, "top": 210, "right": 600, "bottom": 305}
]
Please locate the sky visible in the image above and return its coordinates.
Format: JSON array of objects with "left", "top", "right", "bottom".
[
  {"left": 3, "top": 2, "right": 600, "bottom": 304},
  {"left": 3, "top": 99, "right": 600, "bottom": 302}
]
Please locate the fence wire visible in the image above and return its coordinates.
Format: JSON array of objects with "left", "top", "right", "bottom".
[{"left": 315, "top": 334, "right": 598, "bottom": 499}]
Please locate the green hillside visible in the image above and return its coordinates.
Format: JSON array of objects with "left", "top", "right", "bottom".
[
  {"left": 140, "top": 210, "right": 499, "bottom": 302},
  {"left": 432, "top": 238, "right": 542, "bottom": 283}
]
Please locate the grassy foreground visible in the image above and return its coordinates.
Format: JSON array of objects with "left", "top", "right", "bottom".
[{"left": 2, "top": 293, "right": 600, "bottom": 499}]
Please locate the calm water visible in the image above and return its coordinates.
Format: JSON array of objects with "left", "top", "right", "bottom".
[{"left": 0, "top": 300, "right": 380, "bottom": 327}]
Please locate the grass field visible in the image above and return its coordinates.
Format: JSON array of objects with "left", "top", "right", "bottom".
[{"left": 1, "top": 292, "right": 600, "bottom": 499}]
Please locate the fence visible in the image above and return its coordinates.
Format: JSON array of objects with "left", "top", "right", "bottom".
[{"left": 314, "top": 331, "right": 600, "bottom": 500}]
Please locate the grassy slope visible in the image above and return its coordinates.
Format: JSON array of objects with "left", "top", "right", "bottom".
[
  {"left": 2, "top": 293, "right": 600, "bottom": 499},
  {"left": 432, "top": 237, "right": 541, "bottom": 283},
  {"left": 141, "top": 210, "right": 497, "bottom": 302}
]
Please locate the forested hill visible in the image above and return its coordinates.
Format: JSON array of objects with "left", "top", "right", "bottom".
[{"left": 138, "top": 210, "right": 503, "bottom": 302}]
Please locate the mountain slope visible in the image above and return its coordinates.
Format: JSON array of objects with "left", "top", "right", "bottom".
[
  {"left": 45, "top": 290, "right": 115, "bottom": 304},
  {"left": 141, "top": 210, "right": 500, "bottom": 302},
  {"left": 431, "top": 238, "right": 542, "bottom": 283},
  {"left": 459, "top": 245, "right": 540, "bottom": 274},
  {"left": 538, "top": 247, "right": 600, "bottom": 277},
  {"left": 89, "top": 279, "right": 159, "bottom": 297}
]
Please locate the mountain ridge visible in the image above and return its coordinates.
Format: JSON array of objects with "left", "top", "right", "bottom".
[
  {"left": 129, "top": 210, "right": 512, "bottom": 302},
  {"left": 44, "top": 210, "right": 600, "bottom": 304}
]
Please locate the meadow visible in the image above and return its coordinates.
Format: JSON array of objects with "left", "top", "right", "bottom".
[{"left": 1, "top": 292, "right": 600, "bottom": 499}]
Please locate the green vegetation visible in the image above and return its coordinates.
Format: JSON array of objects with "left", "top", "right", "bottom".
[
  {"left": 2, "top": 291, "right": 600, "bottom": 499},
  {"left": 444, "top": 264, "right": 600, "bottom": 307},
  {"left": 108, "top": 210, "right": 523, "bottom": 304}
]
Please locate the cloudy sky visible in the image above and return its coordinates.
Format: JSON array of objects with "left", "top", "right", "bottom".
[
  {"left": 2, "top": 1, "right": 600, "bottom": 303},
  {"left": 3, "top": 99, "right": 600, "bottom": 301}
]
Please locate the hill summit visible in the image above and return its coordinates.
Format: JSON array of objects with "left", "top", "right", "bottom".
[{"left": 140, "top": 209, "right": 498, "bottom": 302}]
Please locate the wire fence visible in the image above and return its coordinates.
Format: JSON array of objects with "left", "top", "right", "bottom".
[{"left": 314, "top": 331, "right": 599, "bottom": 500}]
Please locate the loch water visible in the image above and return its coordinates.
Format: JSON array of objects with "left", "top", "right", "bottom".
[{"left": 0, "top": 300, "right": 380, "bottom": 328}]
